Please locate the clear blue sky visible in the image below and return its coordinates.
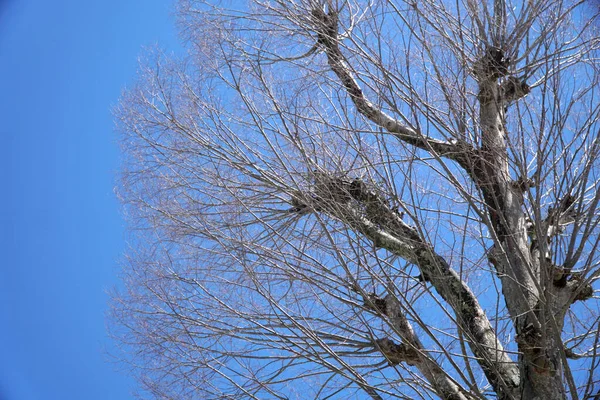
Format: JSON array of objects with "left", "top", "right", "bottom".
[{"left": 0, "top": 1, "right": 180, "bottom": 399}]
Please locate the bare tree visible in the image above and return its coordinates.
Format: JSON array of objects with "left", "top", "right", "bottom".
[{"left": 111, "top": 0, "right": 600, "bottom": 398}]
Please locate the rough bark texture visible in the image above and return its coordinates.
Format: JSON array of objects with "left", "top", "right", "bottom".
[
  {"left": 474, "top": 47, "right": 570, "bottom": 400},
  {"left": 385, "top": 296, "right": 470, "bottom": 400}
]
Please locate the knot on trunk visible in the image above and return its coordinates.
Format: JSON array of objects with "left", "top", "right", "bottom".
[
  {"left": 501, "top": 76, "right": 531, "bottom": 104},
  {"left": 566, "top": 273, "right": 594, "bottom": 302},
  {"left": 375, "top": 338, "right": 419, "bottom": 366},
  {"left": 364, "top": 293, "right": 388, "bottom": 315},
  {"left": 313, "top": 172, "right": 355, "bottom": 204},
  {"left": 515, "top": 322, "right": 542, "bottom": 348},
  {"left": 311, "top": 6, "right": 338, "bottom": 47},
  {"left": 287, "top": 173, "right": 382, "bottom": 213},
  {"left": 573, "top": 284, "right": 594, "bottom": 302},
  {"left": 510, "top": 176, "right": 535, "bottom": 192},
  {"left": 311, "top": 172, "right": 408, "bottom": 225},
  {"left": 516, "top": 323, "right": 556, "bottom": 374},
  {"left": 473, "top": 47, "right": 510, "bottom": 80}
]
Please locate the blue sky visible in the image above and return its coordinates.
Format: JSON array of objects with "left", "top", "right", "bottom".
[{"left": 0, "top": 1, "right": 180, "bottom": 398}]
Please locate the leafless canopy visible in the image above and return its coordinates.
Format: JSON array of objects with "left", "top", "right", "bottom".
[{"left": 111, "top": 0, "right": 600, "bottom": 398}]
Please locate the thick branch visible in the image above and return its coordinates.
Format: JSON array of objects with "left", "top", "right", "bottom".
[
  {"left": 475, "top": 44, "right": 567, "bottom": 399},
  {"left": 384, "top": 294, "right": 470, "bottom": 400},
  {"left": 292, "top": 175, "right": 520, "bottom": 397},
  {"left": 355, "top": 213, "right": 520, "bottom": 396},
  {"left": 361, "top": 291, "right": 470, "bottom": 399},
  {"left": 309, "top": 7, "right": 535, "bottom": 397},
  {"left": 311, "top": 7, "right": 469, "bottom": 166}
]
